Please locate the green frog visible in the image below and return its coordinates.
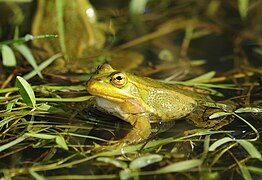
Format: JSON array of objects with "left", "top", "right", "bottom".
[{"left": 86, "top": 64, "right": 234, "bottom": 144}]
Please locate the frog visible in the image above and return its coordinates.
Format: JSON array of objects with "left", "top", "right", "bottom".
[{"left": 86, "top": 64, "right": 234, "bottom": 144}]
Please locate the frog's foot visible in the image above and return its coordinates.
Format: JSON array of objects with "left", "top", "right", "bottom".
[
  {"left": 93, "top": 117, "right": 151, "bottom": 151},
  {"left": 188, "top": 106, "right": 235, "bottom": 130},
  {"left": 93, "top": 140, "right": 125, "bottom": 152},
  {"left": 121, "top": 116, "right": 151, "bottom": 144}
]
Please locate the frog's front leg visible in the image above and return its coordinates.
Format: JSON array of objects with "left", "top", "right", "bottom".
[{"left": 121, "top": 115, "right": 151, "bottom": 144}]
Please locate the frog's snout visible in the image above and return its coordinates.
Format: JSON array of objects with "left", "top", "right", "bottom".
[
  {"left": 86, "top": 78, "right": 102, "bottom": 94},
  {"left": 86, "top": 79, "right": 93, "bottom": 93}
]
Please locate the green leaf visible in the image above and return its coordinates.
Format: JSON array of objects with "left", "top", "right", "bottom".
[
  {"left": 56, "top": 135, "right": 68, "bottom": 150},
  {"left": 187, "top": 71, "right": 216, "bottom": 82},
  {"left": 16, "top": 76, "right": 36, "bottom": 107},
  {"left": 236, "top": 140, "right": 261, "bottom": 159},
  {"left": 238, "top": 0, "right": 249, "bottom": 20},
  {"left": 209, "top": 137, "right": 233, "bottom": 151},
  {"left": 129, "top": 154, "right": 163, "bottom": 170},
  {"left": 97, "top": 157, "right": 128, "bottom": 169},
  {"left": 235, "top": 107, "right": 262, "bottom": 113},
  {"left": 209, "top": 112, "right": 232, "bottom": 119},
  {"left": 25, "top": 133, "right": 56, "bottom": 140},
  {"left": 15, "top": 44, "right": 43, "bottom": 78},
  {"left": 156, "top": 159, "right": 202, "bottom": 173},
  {"left": 1, "top": 45, "right": 16, "bottom": 67}
]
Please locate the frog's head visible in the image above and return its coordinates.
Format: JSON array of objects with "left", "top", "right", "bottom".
[
  {"left": 86, "top": 64, "right": 140, "bottom": 103},
  {"left": 86, "top": 64, "right": 150, "bottom": 115}
]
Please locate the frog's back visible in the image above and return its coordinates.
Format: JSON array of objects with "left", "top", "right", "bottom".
[{"left": 128, "top": 74, "right": 202, "bottom": 122}]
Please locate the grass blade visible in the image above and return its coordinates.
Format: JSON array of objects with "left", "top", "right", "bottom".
[
  {"left": 187, "top": 71, "right": 216, "bottom": 82},
  {"left": 239, "top": 163, "right": 252, "bottom": 180},
  {"left": 0, "top": 136, "right": 26, "bottom": 152},
  {"left": 23, "top": 53, "right": 63, "bottom": 80},
  {"left": 236, "top": 140, "right": 261, "bottom": 159}
]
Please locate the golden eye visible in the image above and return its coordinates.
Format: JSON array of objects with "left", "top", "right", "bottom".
[{"left": 111, "top": 73, "right": 127, "bottom": 88}]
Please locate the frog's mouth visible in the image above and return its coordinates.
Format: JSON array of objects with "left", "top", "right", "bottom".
[
  {"left": 90, "top": 92, "right": 127, "bottom": 103},
  {"left": 86, "top": 80, "right": 134, "bottom": 102}
]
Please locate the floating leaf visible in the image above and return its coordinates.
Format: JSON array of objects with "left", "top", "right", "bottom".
[
  {"left": 1, "top": 45, "right": 16, "bottom": 67},
  {"left": 236, "top": 140, "right": 261, "bottom": 159},
  {"left": 97, "top": 157, "right": 128, "bottom": 169},
  {"left": 156, "top": 159, "right": 202, "bottom": 173},
  {"left": 16, "top": 76, "right": 36, "bottom": 107},
  {"left": 56, "top": 135, "right": 68, "bottom": 150},
  {"left": 15, "top": 44, "right": 43, "bottom": 78},
  {"left": 129, "top": 154, "right": 163, "bottom": 170},
  {"left": 209, "top": 137, "right": 233, "bottom": 151}
]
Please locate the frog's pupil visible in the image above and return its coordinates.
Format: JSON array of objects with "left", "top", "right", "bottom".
[{"left": 116, "top": 75, "right": 123, "bottom": 81}]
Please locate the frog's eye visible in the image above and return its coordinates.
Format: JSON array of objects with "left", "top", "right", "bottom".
[{"left": 111, "top": 73, "right": 127, "bottom": 88}]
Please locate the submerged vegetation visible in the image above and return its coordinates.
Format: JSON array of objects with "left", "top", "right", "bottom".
[{"left": 0, "top": 0, "right": 262, "bottom": 179}]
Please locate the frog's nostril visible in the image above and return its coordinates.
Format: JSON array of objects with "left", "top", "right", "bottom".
[{"left": 96, "top": 78, "right": 102, "bottom": 82}]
